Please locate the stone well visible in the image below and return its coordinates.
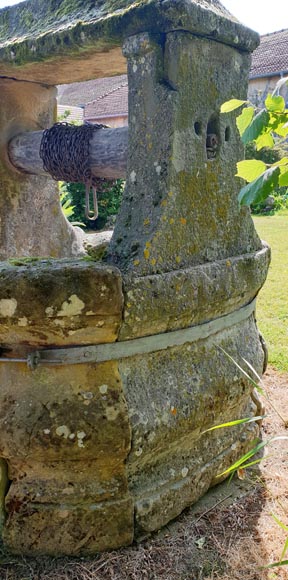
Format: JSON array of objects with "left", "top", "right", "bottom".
[{"left": 0, "top": 0, "right": 270, "bottom": 555}]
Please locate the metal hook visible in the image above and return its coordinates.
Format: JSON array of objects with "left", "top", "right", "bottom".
[{"left": 85, "top": 183, "right": 98, "bottom": 221}]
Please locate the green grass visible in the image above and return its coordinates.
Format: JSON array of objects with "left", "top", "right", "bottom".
[{"left": 253, "top": 212, "right": 288, "bottom": 372}]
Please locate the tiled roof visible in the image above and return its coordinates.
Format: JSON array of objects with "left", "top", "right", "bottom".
[
  {"left": 57, "top": 75, "right": 127, "bottom": 107},
  {"left": 250, "top": 29, "right": 288, "bottom": 78},
  {"left": 85, "top": 83, "right": 128, "bottom": 120},
  {"left": 57, "top": 105, "right": 84, "bottom": 124}
]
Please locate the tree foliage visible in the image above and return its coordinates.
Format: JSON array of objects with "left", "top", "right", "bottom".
[{"left": 221, "top": 77, "right": 288, "bottom": 206}]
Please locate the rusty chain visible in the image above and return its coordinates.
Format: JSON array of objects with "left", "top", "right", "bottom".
[{"left": 39, "top": 122, "right": 107, "bottom": 220}]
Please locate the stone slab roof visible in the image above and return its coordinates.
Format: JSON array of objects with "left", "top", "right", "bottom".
[
  {"left": 0, "top": 0, "right": 259, "bottom": 85},
  {"left": 250, "top": 29, "right": 288, "bottom": 78}
]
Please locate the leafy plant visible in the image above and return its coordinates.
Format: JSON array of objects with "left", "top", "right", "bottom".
[
  {"left": 221, "top": 77, "right": 288, "bottom": 206},
  {"left": 61, "top": 179, "right": 124, "bottom": 230},
  {"left": 205, "top": 348, "right": 288, "bottom": 569}
]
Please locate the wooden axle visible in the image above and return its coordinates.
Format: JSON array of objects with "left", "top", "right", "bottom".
[{"left": 8, "top": 126, "right": 128, "bottom": 180}]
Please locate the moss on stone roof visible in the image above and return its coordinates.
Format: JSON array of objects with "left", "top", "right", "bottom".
[{"left": 0, "top": 0, "right": 259, "bottom": 85}]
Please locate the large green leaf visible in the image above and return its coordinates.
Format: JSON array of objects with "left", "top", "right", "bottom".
[
  {"left": 272, "top": 157, "right": 288, "bottom": 167},
  {"left": 236, "top": 107, "right": 254, "bottom": 136},
  {"left": 279, "top": 169, "right": 288, "bottom": 187},
  {"left": 236, "top": 160, "right": 267, "bottom": 182},
  {"left": 238, "top": 166, "right": 280, "bottom": 206},
  {"left": 220, "top": 99, "right": 247, "bottom": 113},
  {"left": 255, "top": 132, "right": 274, "bottom": 150},
  {"left": 241, "top": 109, "right": 270, "bottom": 145},
  {"left": 265, "top": 93, "right": 285, "bottom": 113}
]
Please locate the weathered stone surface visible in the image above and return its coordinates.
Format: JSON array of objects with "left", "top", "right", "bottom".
[
  {"left": 0, "top": 270, "right": 133, "bottom": 553},
  {"left": 119, "top": 314, "right": 264, "bottom": 535},
  {"left": 0, "top": 78, "right": 85, "bottom": 259},
  {"left": 0, "top": 259, "right": 123, "bottom": 346},
  {"left": 0, "top": 0, "right": 258, "bottom": 84},
  {"left": 4, "top": 498, "right": 133, "bottom": 555},
  {"left": 109, "top": 32, "right": 261, "bottom": 275},
  {"left": 120, "top": 244, "right": 270, "bottom": 339}
]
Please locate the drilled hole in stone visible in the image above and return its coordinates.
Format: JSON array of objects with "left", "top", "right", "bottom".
[
  {"left": 225, "top": 126, "right": 231, "bottom": 141},
  {"left": 194, "top": 121, "right": 202, "bottom": 136},
  {"left": 206, "top": 114, "right": 220, "bottom": 160}
]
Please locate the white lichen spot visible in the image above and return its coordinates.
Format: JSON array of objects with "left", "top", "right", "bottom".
[
  {"left": 86, "top": 310, "right": 96, "bottom": 316},
  {"left": 68, "top": 330, "right": 77, "bottom": 335},
  {"left": 69, "top": 433, "right": 76, "bottom": 440},
  {"left": 0, "top": 298, "right": 17, "bottom": 317},
  {"left": 181, "top": 467, "right": 189, "bottom": 478},
  {"left": 99, "top": 384, "right": 108, "bottom": 395},
  {"left": 96, "top": 320, "right": 104, "bottom": 327},
  {"left": 45, "top": 306, "right": 55, "bottom": 317},
  {"left": 130, "top": 170, "right": 137, "bottom": 183},
  {"left": 18, "top": 317, "right": 28, "bottom": 327},
  {"left": 155, "top": 165, "right": 161, "bottom": 176},
  {"left": 105, "top": 406, "right": 119, "bottom": 421},
  {"left": 135, "top": 447, "right": 143, "bottom": 457},
  {"left": 133, "top": 64, "right": 138, "bottom": 73},
  {"left": 56, "top": 425, "right": 71, "bottom": 439},
  {"left": 77, "top": 431, "right": 86, "bottom": 448},
  {"left": 53, "top": 319, "right": 65, "bottom": 327},
  {"left": 43, "top": 429, "right": 50, "bottom": 435},
  {"left": 57, "top": 294, "right": 85, "bottom": 317},
  {"left": 81, "top": 391, "right": 94, "bottom": 400}
]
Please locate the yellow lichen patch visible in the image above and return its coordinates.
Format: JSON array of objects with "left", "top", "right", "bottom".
[
  {"left": 150, "top": 258, "right": 156, "bottom": 266},
  {"left": 168, "top": 191, "right": 174, "bottom": 197},
  {"left": 144, "top": 249, "right": 150, "bottom": 259},
  {"left": 176, "top": 256, "right": 181, "bottom": 264},
  {"left": 169, "top": 218, "right": 175, "bottom": 225},
  {"left": 180, "top": 217, "right": 187, "bottom": 225},
  {"left": 226, "top": 260, "right": 232, "bottom": 267},
  {"left": 143, "top": 218, "right": 150, "bottom": 226},
  {"left": 161, "top": 199, "right": 167, "bottom": 207},
  {"left": 145, "top": 242, "right": 151, "bottom": 248},
  {"left": 133, "top": 259, "right": 140, "bottom": 266}
]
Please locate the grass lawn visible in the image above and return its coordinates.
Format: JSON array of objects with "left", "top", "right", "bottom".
[{"left": 253, "top": 211, "right": 288, "bottom": 372}]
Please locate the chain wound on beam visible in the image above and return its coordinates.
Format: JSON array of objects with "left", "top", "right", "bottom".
[{"left": 8, "top": 125, "right": 128, "bottom": 181}]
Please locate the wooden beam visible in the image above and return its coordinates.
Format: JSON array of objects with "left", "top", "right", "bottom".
[{"left": 8, "top": 126, "right": 128, "bottom": 180}]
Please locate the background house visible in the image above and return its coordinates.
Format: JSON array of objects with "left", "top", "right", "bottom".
[
  {"left": 57, "top": 75, "right": 128, "bottom": 126},
  {"left": 248, "top": 28, "right": 288, "bottom": 106}
]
